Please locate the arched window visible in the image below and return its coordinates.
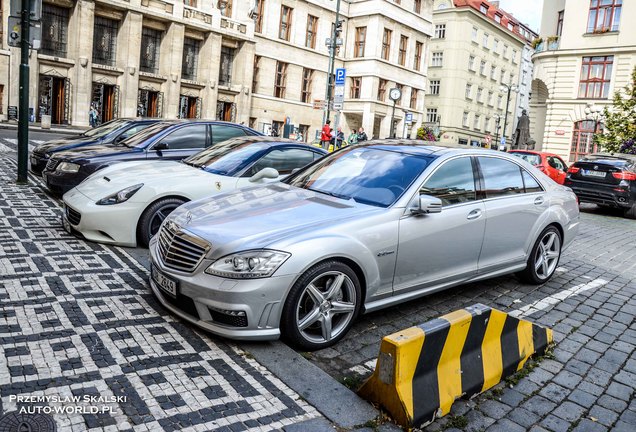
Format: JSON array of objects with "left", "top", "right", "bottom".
[{"left": 570, "top": 120, "right": 601, "bottom": 162}]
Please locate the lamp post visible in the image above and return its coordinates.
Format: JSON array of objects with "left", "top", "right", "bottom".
[
  {"left": 584, "top": 103, "right": 604, "bottom": 154},
  {"left": 493, "top": 113, "right": 501, "bottom": 149},
  {"left": 388, "top": 88, "right": 402, "bottom": 138},
  {"left": 322, "top": 0, "right": 343, "bottom": 126},
  {"left": 499, "top": 83, "right": 519, "bottom": 151}
]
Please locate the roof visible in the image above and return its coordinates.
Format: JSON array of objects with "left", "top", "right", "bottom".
[
  {"left": 353, "top": 139, "right": 499, "bottom": 157},
  {"left": 452, "top": 0, "right": 537, "bottom": 43}
]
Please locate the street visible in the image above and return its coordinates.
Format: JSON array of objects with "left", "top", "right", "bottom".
[{"left": 0, "top": 129, "right": 635, "bottom": 431}]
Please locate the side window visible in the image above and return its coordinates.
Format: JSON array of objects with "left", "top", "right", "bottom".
[
  {"left": 212, "top": 125, "right": 247, "bottom": 145},
  {"left": 159, "top": 125, "right": 208, "bottom": 149},
  {"left": 548, "top": 156, "right": 566, "bottom": 171},
  {"left": 522, "top": 170, "right": 543, "bottom": 193},
  {"left": 117, "top": 124, "right": 152, "bottom": 141},
  {"left": 420, "top": 157, "right": 477, "bottom": 206},
  {"left": 478, "top": 157, "right": 524, "bottom": 198},
  {"left": 247, "top": 148, "right": 317, "bottom": 176}
]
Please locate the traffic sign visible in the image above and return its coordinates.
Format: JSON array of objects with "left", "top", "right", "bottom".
[
  {"left": 335, "top": 68, "right": 346, "bottom": 86},
  {"left": 333, "top": 101, "right": 343, "bottom": 110},
  {"left": 312, "top": 99, "right": 325, "bottom": 109},
  {"left": 405, "top": 113, "right": 413, "bottom": 124},
  {"left": 7, "top": 16, "right": 42, "bottom": 49},
  {"left": 10, "top": 0, "right": 42, "bottom": 20}
]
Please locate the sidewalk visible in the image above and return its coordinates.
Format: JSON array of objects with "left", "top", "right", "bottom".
[{"left": 0, "top": 121, "right": 87, "bottom": 135}]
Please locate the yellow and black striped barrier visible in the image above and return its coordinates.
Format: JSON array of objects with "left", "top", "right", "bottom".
[{"left": 358, "top": 303, "right": 553, "bottom": 428}]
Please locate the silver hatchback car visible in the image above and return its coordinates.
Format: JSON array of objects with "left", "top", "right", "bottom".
[{"left": 149, "top": 141, "right": 579, "bottom": 350}]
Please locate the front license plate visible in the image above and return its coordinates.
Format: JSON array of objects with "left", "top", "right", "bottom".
[
  {"left": 582, "top": 169, "right": 606, "bottom": 178},
  {"left": 152, "top": 265, "right": 178, "bottom": 297},
  {"left": 61, "top": 215, "right": 71, "bottom": 234}
]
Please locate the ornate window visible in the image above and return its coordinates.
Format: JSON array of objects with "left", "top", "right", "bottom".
[
  {"left": 181, "top": 38, "right": 200, "bottom": 81},
  {"left": 578, "top": 56, "right": 613, "bottom": 99},
  {"left": 41, "top": 4, "right": 69, "bottom": 57},
  {"left": 140, "top": 27, "right": 162, "bottom": 74},
  {"left": 218, "top": 46, "right": 234, "bottom": 86},
  {"left": 93, "top": 17, "right": 118, "bottom": 66},
  {"left": 570, "top": 120, "right": 601, "bottom": 161}
]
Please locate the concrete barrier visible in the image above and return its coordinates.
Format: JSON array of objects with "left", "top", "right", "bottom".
[{"left": 358, "top": 303, "right": 553, "bottom": 428}]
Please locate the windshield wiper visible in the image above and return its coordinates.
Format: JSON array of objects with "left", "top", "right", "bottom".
[{"left": 308, "top": 188, "right": 350, "bottom": 200}]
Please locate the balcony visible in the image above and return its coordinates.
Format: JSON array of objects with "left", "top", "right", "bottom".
[{"left": 533, "top": 37, "right": 560, "bottom": 53}]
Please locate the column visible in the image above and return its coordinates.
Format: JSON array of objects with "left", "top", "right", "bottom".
[{"left": 117, "top": 11, "right": 143, "bottom": 118}]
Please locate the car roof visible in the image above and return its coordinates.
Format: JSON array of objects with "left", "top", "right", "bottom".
[
  {"left": 217, "top": 135, "right": 327, "bottom": 152},
  {"left": 353, "top": 139, "right": 505, "bottom": 158},
  {"left": 509, "top": 150, "right": 564, "bottom": 158},
  {"left": 584, "top": 152, "right": 636, "bottom": 162}
]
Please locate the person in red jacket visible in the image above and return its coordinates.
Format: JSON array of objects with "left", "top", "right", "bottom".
[{"left": 320, "top": 120, "right": 332, "bottom": 150}]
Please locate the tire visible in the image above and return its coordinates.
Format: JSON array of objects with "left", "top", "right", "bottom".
[
  {"left": 281, "top": 260, "right": 362, "bottom": 351},
  {"left": 624, "top": 203, "right": 636, "bottom": 219},
  {"left": 517, "top": 226, "right": 562, "bottom": 285},
  {"left": 137, "top": 198, "right": 186, "bottom": 247}
]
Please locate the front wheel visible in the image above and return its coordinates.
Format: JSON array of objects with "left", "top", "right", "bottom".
[
  {"left": 137, "top": 198, "right": 186, "bottom": 247},
  {"left": 517, "top": 226, "right": 562, "bottom": 284},
  {"left": 281, "top": 261, "right": 362, "bottom": 351}
]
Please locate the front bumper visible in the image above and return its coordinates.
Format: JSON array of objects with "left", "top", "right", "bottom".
[
  {"left": 63, "top": 189, "right": 142, "bottom": 247},
  {"left": 43, "top": 169, "right": 85, "bottom": 195},
  {"left": 149, "top": 237, "right": 294, "bottom": 341},
  {"left": 30, "top": 153, "right": 48, "bottom": 175}
]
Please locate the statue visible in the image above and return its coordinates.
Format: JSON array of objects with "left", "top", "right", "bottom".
[{"left": 513, "top": 109, "right": 531, "bottom": 149}]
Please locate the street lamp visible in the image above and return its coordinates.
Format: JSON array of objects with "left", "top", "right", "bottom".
[
  {"left": 493, "top": 113, "right": 502, "bottom": 149},
  {"left": 322, "top": 0, "right": 343, "bottom": 126},
  {"left": 499, "top": 83, "right": 519, "bottom": 151},
  {"left": 584, "top": 103, "right": 604, "bottom": 154}
]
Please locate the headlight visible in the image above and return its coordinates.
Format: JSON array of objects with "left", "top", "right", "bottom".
[
  {"left": 96, "top": 184, "right": 144, "bottom": 205},
  {"left": 205, "top": 250, "right": 290, "bottom": 279},
  {"left": 57, "top": 162, "right": 80, "bottom": 173}
]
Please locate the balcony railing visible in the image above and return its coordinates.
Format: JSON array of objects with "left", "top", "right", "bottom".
[{"left": 534, "top": 39, "right": 560, "bottom": 53}]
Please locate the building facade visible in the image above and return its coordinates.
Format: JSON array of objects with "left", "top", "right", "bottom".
[
  {"left": 427, "top": 0, "right": 534, "bottom": 148},
  {"left": 532, "top": 0, "right": 636, "bottom": 162},
  {"left": 0, "top": 0, "right": 433, "bottom": 140}
]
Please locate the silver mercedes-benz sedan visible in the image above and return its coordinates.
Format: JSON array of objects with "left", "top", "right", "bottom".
[{"left": 149, "top": 141, "right": 580, "bottom": 350}]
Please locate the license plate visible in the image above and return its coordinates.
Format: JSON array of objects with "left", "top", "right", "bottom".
[
  {"left": 152, "top": 265, "right": 178, "bottom": 297},
  {"left": 582, "top": 169, "right": 606, "bottom": 178},
  {"left": 61, "top": 215, "right": 71, "bottom": 234}
]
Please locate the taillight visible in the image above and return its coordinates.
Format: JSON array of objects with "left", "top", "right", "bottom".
[
  {"left": 612, "top": 171, "right": 636, "bottom": 181},
  {"left": 567, "top": 166, "right": 580, "bottom": 174}
]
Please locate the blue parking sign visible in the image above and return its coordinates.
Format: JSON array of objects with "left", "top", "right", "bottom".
[{"left": 335, "top": 68, "right": 346, "bottom": 85}]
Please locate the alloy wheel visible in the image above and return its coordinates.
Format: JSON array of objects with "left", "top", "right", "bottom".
[{"left": 534, "top": 230, "right": 561, "bottom": 279}]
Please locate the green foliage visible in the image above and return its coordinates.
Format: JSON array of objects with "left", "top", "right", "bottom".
[{"left": 596, "top": 67, "right": 636, "bottom": 154}]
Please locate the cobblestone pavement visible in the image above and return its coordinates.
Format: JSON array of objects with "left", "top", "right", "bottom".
[
  {"left": 0, "top": 156, "right": 322, "bottom": 431},
  {"left": 309, "top": 205, "right": 636, "bottom": 430}
]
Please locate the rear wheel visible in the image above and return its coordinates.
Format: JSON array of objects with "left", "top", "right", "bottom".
[
  {"left": 517, "top": 226, "right": 562, "bottom": 284},
  {"left": 137, "top": 198, "right": 186, "bottom": 247},
  {"left": 281, "top": 261, "right": 361, "bottom": 351}
]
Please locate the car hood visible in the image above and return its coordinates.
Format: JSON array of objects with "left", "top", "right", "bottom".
[
  {"left": 169, "top": 183, "right": 378, "bottom": 253},
  {"left": 52, "top": 144, "right": 138, "bottom": 161},
  {"left": 34, "top": 135, "right": 100, "bottom": 154},
  {"left": 74, "top": 161, "right": 210, "bottom": 200}
]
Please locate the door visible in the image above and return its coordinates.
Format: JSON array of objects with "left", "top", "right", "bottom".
[
  {"left": 547, "top": 155, "right": 568, "bottom": 184},
  {"left": 149, "top": 124, "right": 208, "bottom": 161},
  {"left": 138, "top": 89, "right": 163, "bottom": 117},
  {"left": 476, "top": 156, "right": 547, "bottom": 272},
  {"left": 393, "top": 157, "right": 485, "bottom": 292}
]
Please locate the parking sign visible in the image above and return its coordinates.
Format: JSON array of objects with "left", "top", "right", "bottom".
[{"left": 335, "top": 68, "right": 346, "bottom": 86}]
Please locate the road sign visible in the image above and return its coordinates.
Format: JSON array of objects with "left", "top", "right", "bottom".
[
  {"left": 334, "top": 86, "right": 345, "bottom": 97},
  {"left": 405, "top": 113, "right": 413, "bottom": 124},
  {"left": 7, "top": 16, "right": 42, "bottom": 49},
  {"left": 333, "top": 101, "right": 343, "bottom": 110},
  {"left": 335, "top": 68, "right": 346, "bottom": 86},
  {"left": 10, "top": 0, "right": 42, "bottom": 20},
  {"left": 500, "top": 137, "right": 506, "bottom": 145},
  {"left": 312, "top": 99, "right": 325, "bottom": 109}
]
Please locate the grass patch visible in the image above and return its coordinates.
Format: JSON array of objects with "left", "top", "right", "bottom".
[
  {"left": 443, "top": 414, "right": 468, "bottom": 430},
  {"left": 340, "top": 374, "right": 364, "bottom": 390}
]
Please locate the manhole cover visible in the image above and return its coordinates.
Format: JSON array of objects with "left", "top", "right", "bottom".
[{"left": 0, "top": 412, "right": 57, "bottom": 432}]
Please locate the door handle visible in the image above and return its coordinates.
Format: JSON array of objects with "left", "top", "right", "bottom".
[
  {"left": 534, "top": 197, "right": 545, "bottom": 205},
  {"left": 467, "top": 209, "right": 482, "bottom": 220}
]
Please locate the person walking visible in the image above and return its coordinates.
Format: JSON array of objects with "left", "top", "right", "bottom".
[
  {"left": 89, "top": 105, "right": 98, "bottom": 128},
  {"left": 357, "top": 127, "right": 368, "bottom": 142},
  {"left": 331, "top": 126, "right": 345, "bottom": 150},
  {"left": 320, "top": 120, "right": 332, "bottom": 150},
  {"left": 348, "top": 129, "right": 358, "bottom": 146}
]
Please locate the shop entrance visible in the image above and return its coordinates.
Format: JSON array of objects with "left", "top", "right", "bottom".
[
  {"left": 92, "top": 83, "right": 119, "bottom": 125},
  {"left": 38, "top": 75, "right": 69, "bottom": 124}
]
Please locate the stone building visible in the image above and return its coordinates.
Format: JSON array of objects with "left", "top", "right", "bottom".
[
  {"left": 0, "top": 0, "right": 433, "bottom": 140},
  {"left": 427, "top": 0, "right": 535, "bottom": 147},
  {"left": 532, "top": 0, "right": 636, "bottom": 162}
]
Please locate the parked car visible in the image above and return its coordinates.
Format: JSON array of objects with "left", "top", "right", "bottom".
[
  {"left": 42, "top": 120, "right": 261, "bottom": 195},
  {"left": 148, "top": 140, "right": 580, "bottom": 350},
  {"left": 509, "top": 150, "right": 569, "bottom": 184},
  {"left": 30, "top": 118, "right": 161, "bottom": 175},
  {"left": 62, "top": 137, "right": 327, "bottom": 247},
  {"left": 564, "top": 153, "right": 636, "bottom": 218}
]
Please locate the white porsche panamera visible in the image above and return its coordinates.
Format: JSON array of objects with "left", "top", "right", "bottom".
[{"left": 62, "top": 137, "right": 327, "bottom": 247}]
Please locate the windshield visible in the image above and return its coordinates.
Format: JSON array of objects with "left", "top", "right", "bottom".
[
  {"left": 286, "top": 147, "right": 431, "bottom": 208},
  {"left": 184, "top": 140, "right": 270, "bottom": 176},
  {"left": 119, "top": 122, "right": 175, "bottom": 148},
  {"left": 82, "top": 119, "right": 128, "bottom": 138},
  {"left": 510, "top": 152, "right": 541, "bottom": 166}
]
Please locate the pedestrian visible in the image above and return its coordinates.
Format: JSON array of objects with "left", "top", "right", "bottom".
[
  {"left": 348, "top": 129, "right": 358, "bottom": 146},
  {"left": 357, "top": 127, "right": 368, "bottom": 142},
  {"left": 331, "top": 126, "right": 345, "bottom": 149},
  {"left": 89, "top": 105, "right": 98, "bottom": 128},
  {"left": 320, "top": 120, "right": 332, "bottom": 150}
]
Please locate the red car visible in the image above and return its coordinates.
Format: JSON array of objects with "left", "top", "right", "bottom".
[{"left": 509, "top": 150, "right": 569, "bottom": 184}]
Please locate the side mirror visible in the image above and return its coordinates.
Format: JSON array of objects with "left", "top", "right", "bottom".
[
  {"left": 153, "top": 142, "right": 169, "bottom": 151},
  {"left": 249, "top": 167, "right": 280, "bottom": 182},
  {"left": 410, "top": 194, "right": 443, "bottom": 215}
]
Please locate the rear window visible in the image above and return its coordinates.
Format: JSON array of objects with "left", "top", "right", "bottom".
[
  {"left": 576, "top": 156, "right": 630, "bottom": 168},
  {"left": 510, "top": 152, "right": 541, "bottom": 166}
]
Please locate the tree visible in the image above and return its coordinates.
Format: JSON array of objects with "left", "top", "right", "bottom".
[{"left": 596, "top": 67, "right": 636, "bottom": 154}]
